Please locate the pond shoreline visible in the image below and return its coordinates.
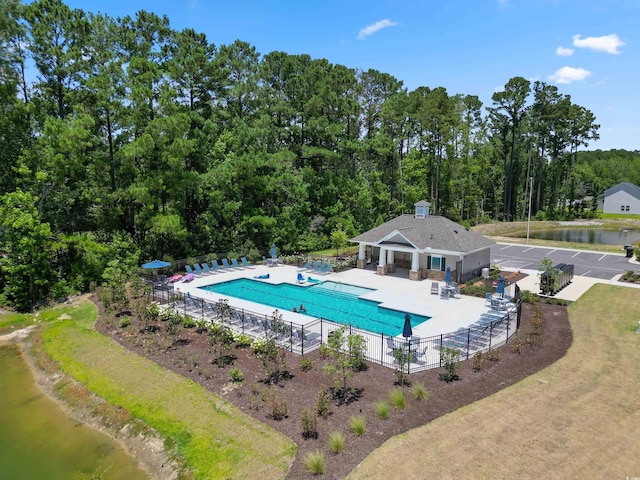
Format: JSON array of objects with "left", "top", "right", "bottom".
[{"left": 0, "top": 325, "right": 179, "bottom": 480}]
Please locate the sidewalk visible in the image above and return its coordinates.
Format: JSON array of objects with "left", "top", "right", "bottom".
[{"left": 504, "top": 268, "right": 640, "bottom": 302}]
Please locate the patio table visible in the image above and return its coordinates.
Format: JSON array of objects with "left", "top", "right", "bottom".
[{"left": 490, "top": 296, "right": 510, "bottom": 311}]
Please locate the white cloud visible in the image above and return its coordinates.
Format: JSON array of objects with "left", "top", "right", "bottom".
[
  {"left": 548, "top": 66, "right": 591, "bottom": 84},
  {"left": 556, "top": 46, "right": 574, "bottom": 56},
  {"left": 357, "top": 19, "right": 399, "bottom": 40},
  {"left": 572, "top": 34, "right": 625, "bottom": 54}
]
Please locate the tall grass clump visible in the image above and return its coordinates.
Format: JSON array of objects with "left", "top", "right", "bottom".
[
  {"left": 412, "top": 382, "right": 429, "bottom": 401},
  {"left": 349, "top": 415, "right": 366, "bottom": 437},
  {"left": 374, "top": 400, "right": 389, "bottom": 419},
  {"left": 304, "top": 450, "right": 325, "bottom": 475},
  {"left": 389, "top": 387, "right": 406, "bottom": 409},
  {"left": 327, "top": 431, "right": 346, "bottom": 454}
]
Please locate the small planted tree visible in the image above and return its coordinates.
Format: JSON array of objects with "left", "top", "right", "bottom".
[
  {"left": 539, "top": 257, "right": 560, "bottom": 295},
  {"left": 215, "top": 299, "right": 232, "bottom": 324},
  {"left": 392, "top": 347, "right": 411, "bottom": 386},
  {"left": 322, "top": 326, "right": 365, "bottom": 404},
  {"left": 208, "top": 322, "right": 235, "bottom": 366},
  {"left": 252, "top": 338, "right": 288, "bottom": 384}
]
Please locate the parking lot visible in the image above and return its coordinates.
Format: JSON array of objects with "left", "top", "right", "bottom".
[{"left": 490, "top": 243, "right": 635, "bottom": 280}]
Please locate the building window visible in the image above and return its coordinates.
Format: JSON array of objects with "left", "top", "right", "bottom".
[
  {"left": 626, "top": 206, "right": 630, "bottom": 212},
  {"left": 621, "top": 205, "right": 626, "bottom": 212},
  {"left": 431, "top": 256, "right": 441, "bottom": 271}
]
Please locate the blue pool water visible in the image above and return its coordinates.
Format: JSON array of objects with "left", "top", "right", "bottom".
[{"left": 199, "top": 279, "right": 430, "bottom": 336}]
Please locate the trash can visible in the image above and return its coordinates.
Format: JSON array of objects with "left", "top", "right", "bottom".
[{"left": 624, "top": 245, "right": 634, "bottom": 258}]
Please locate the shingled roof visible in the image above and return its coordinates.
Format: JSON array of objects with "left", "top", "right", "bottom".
[
  {"left": 351, "top": 214, "right": 494, "bottom": 253},
  {"left": 604, "top": 182, "right": 640, "bottom": 200}
]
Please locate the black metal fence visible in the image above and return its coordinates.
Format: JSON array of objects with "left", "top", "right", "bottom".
[{"left": 152, "top": 284, "right": 522, "bottom": 373}]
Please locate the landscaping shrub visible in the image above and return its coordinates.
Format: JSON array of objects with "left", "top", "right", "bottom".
[
  {"left": 181, "top": 315, "right": 196, "bottom": 328},
  {"left": 510, "top": 334, "right": 523, "bottom": 354},
  {"left": 460, "top": 284, "right": 486, "bottom": 297},
  {"left": 412, "top": 382, "right": 429, "bottom": 401},
  {"left": 520, "top": 290, "right": 540, "bottom": 303},
  {"left": 119, "top": 316, "right": 131, "bottom": 328},
  {"left": 304, "top": 450, "right": 325, "bottom": 475},
  {"left": 389, "top": 387, "right": 406, "bottom": 409},
  {"left": 300, "top": 407, "right": 318, "bottom": 439},
  {"left": 315, "top": 386, "right": 332, "bottom": 418},
  {"left": 486, "top": 348, "right": 501, "bottom": 362},
  {"left": 253, "top": 338, "right": 288, "bottom": 384},
  {"left": 266, "top": 391, "right": 288, "bottom": 420},
  {"left": 472, "top": 351, "right": 484, "bottom": 371},
  {"left": 439, "top": 347, "right": 460, "bottom": 382},
  {"left": 299, "top": 358, "right": 313, "bottom": 372},
  {"left": 327, "top": 431, "right": 346, "bottom": 454},
  {"left": 349, "top": 415, "right": 366, "bottom": 437},
  {"left": 234, "top": 333, "right": 253, "bottom": 348},
  {"left": 228, "top": 368, "right": 243, "bottom": 383}
]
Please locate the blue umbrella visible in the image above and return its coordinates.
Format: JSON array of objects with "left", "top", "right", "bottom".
[
  {"left": 141, "top": 259, "right": 171, "bottom": 269},
  {"left": 445, "top": 265, "right": 451, "bottom": 285},
  {"left": 497, "top": 275, "right": 505, "bottom": 297},
  {"left": 270, "top": 243, "right": 277, "bottom": 260}
]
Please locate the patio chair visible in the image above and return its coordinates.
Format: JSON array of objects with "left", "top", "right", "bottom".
[
  {"left": 297, "top": 260, "right": 312, "bottom": 271},
  {"left": 241, "top": 257, "right": 255, "bottom": 268},
  {"left": 193, "top": 264, "right": 203, "bottom": 275},
  {"left": 185, "top": 265, "right": 195, "bottom": 275},
  {"left": 430, "top": 282, "right": 439, "bottom": 295},
  {"left": 201, "top": 263, "right": 212, "bottom": 274},
  {"left": 311, "top": 261, "right": 323, "bottom": 272},
  {"left": 231, "top": 258, "right": 242, "bottom": 268},
  {"left": 323, "top": 263, "right": 333, "bottom": 274},
  {"left": 485, "top": 292, "right": 493, "bottom": 306},
  {"left": 210, "top": 260, "right": 220, "bottom": 273},
  {"left": 262, "top": 255, "right": 273, "bottom": 267},
  {"left": 221, "top": 259, "right": 232, "bottom": 269}
]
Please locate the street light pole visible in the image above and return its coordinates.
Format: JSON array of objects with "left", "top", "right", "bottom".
[{"left": 526, "top": 177, "right": 533, "bottom": 245}]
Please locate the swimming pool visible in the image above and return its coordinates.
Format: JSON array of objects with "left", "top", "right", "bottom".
[{"left": 199, "top": 279, "right": 430, "bottom": 336}]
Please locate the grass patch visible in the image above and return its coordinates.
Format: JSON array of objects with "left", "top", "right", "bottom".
[
  {"left": 347, "top": 284, "right": 640, "bottom": 479},
  {"left": 0, "top": 311, "right": 35, "bottom": 333},
  {"left": 412, "top": 382, "right": 429, "bottom": 402},
  {"left": 38, "top": 299, "right": 295, "bottom": 479}
]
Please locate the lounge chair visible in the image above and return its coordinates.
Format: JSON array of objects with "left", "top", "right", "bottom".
[
  {"left": 431, "top": 282, "right": 439, "bottom": 295},
  {"left": 211, "top": 260, "right": 222, "bottom": 272},
  {"left": 231, "top": 258, "right": 242, "bottom": 268},
  {"left": 320, "top": 263, "right": 333, "bottom": 274},
  {"left": 201, "top": 263, "right": 212, "bottom": 274},
  {"left": 221, "top": 259, "right": 232, "bottom": 269},
  {"left": 185, "top": 265, "right": 195, "bottom": 275},
  {"left": 193, "top": 264, "right": 203, "bottom": 275},
  {"left": 311, "top": 261, "right": 322, "bottom": 272},
  {"left": 241, "top": 257, "right": 254, "bottom": 268},
  {"left": 297, "top": 260, "right": 312, "bottom": 271}
]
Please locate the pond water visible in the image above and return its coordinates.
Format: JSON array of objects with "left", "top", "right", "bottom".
[
  {"left": 525, "top": 228, "right": 640, "bottom": 245},
  {"left": 0, "top": 346, "right": 149, "bottom": 480}
]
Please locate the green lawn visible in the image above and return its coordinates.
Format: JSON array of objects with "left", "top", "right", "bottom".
[{"left": 10, "top": 300, "right": 295, "bottom": 479}]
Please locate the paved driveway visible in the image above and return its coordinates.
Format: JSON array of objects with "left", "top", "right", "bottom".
[{"left": 490, "top": 243, "right": 634, "bottom": 280}]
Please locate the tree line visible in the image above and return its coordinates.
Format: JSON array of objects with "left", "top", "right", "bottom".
[{"left": 0, "top": 0, "right": 633, "bottom": 310}]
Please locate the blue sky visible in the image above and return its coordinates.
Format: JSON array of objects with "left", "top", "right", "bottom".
[{"left": 65, "top": 0, "right": 639, "bottom": 151}]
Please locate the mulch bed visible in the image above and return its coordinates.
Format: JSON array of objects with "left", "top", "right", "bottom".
[{"left": 94, "top": 291, "right": 571, "bottom": 480}]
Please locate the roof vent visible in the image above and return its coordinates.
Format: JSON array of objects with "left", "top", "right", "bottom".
[{"left": 414, "top": 200, "right": 431, "bottom": 219}]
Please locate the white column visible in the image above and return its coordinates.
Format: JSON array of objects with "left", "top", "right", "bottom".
[
  {"left": 387, "top": 250, "right": 395, "bottom": 264},
  {"left": 411, "top": 251, "right": 420, "bottom": 271},
  {"left": 358, "top": 243, "right": 365, "bottom": 260},
  {"left": 379, "top": 248, "right": 387, "bottom": 266}
]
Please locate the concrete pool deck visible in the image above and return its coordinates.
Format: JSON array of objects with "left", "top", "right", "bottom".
[{"left": 172, "top": 264, "right": 510, "bottom": 339}]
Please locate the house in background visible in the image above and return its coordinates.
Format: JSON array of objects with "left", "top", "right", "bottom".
[
  {"left": 350, "top": 201, "right": 494, "bottom": 282},
  {"left": 602, "top": 182, "right": 640, "bottom": 214}
]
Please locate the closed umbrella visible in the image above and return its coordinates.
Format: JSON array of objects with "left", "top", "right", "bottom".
[
  {"left": 445, "top": 265, "right": 451, "bottom": 285},
  {"left": 497, "top": 275, "right": 505, "bottom": 298},
  {"left": 402, "top": 313, "right": 413, "bottom": 339},
  {"left": 270, "top": 243, "right": 277, "bottom": 260}
]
